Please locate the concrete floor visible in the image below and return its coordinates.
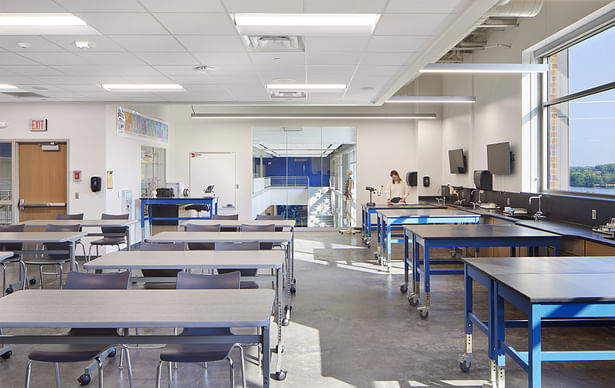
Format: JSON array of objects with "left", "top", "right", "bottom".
[{"left": 0, "top": 231, "right": 614, "bottom": 387}]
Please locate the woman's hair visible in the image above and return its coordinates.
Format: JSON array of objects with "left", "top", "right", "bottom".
[{"left": 390, "top": 170, "right": 401, "bottom": 183}]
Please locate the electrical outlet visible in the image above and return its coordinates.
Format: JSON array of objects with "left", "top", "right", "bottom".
[
  {"left": 75, "top": 192, "right": 79, "bottom": 199},
  {"left": 506, "top": 197, "right": 510, "bottom": 206},
  {"left": 591, "top": 209, "right": 597, "bottom": 220}
]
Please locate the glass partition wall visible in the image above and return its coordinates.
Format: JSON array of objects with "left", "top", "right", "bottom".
[
  {"left": 0, "top": 143, "right": 12, "bottom": 224},
  {"left": 252, "top": 127, "right": 356, "bottom": 227}
]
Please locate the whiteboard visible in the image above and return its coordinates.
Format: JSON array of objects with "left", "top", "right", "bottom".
[{"left": 189, "top": 152, "right": 236, "bottom": 209}]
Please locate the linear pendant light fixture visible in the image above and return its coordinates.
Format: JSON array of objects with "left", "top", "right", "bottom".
[
  {"left": 0, "top": 84, "right": 19, "bottom": 91},
  {"left": 420, "top": 63, "right": 548, "bottom": 73},
  {"left": 0, "top": 13, "right": 96, "bottom": 35},
  {"left": 100, "top": 84, "right": 185, "bottom": 92},
  {"left": 191, "top": 113, "right": 436, "bottom": 120},
  {"left": 233, "top": 13, "right": 381, "bottom": 35},
  {"left": 266, "top": 83, "right": 347, "bottom": 92},
  {"left": 386, "top": 96, "right": 476, "bottom": 104}
]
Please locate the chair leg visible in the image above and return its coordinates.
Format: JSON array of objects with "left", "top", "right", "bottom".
[
  {"left": 2, "top": 263, "right": 6, "bottom": 296},
  {"left": 228, "top": 357, "right": 234, "bottom": 388},
  {"left": 38, "top": 265, "right": 44, "bottom": 289},
  {"left": 96, "top": 357, "right": 103, "bottom": 388},
  {"left": 168, "top": 361, "right": 172, "bottom": 388},
  {"left": 123, "top": 346, "right": 134, "bottom": 388},
  {"left": 25, "top": 360, "right": 32, "bottom": 388},
  {"left": 21, "top": 260, "right": 27, "bottom": 290},
  {"left": 155, "top": 360, "right": 163, "bottom": 388},
  {"left": 238, "top": 345, "right": 246, "bottom": 388},
  {"left": 58, "top": 264, "right": 63, "bottom": 289},
  {"left": 55, "top": 363, "right": 61, "bottom": 388}
]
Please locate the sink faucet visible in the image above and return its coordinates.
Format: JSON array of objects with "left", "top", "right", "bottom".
[
  {"left": 470, "top": 190, "right": 482, "bottom": 209},
  {"left": 529, "top": 195, "right": 546, "bottom": 221}
]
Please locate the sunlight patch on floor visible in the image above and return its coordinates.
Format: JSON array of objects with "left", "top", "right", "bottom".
[
  {"left": 371, "top": 381, "right": 402, "bottom": 388},
  {"left": 441, "top": 380, "right": 490, "bottom": 386}
]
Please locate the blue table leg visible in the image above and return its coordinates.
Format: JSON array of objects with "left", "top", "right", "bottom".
[
  {"left": 402, "top": 234, "right": 409, "bottom": 293},
  {"left": 418, "top": 241, "right": 430, "bottom": 318},
  {"left": 462, "top": 264, "right": 473, "bottom": 371},
  {"left": 409, "top": 235, "right": 420, "bottom": 306},
  {"left": 528, "top": 304, "right": 542, "bottom": 388},
  {"left": 494, "top": 284, "right": 506, "bottom": 387},
  {"left": 386, "top": 222, "right": 392, "bottom": 271}
]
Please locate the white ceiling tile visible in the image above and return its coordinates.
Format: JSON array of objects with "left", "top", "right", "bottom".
[
  {"left": 352, "top": 65, "right": 402, "bottom": 82},
  {"left": 0, "top": 36, "right": 65, "bottom": 52},
  {"left": 54, "top": 0, "right": 146, "bottom": 12},
  {"left": 375, "top": 13, "right": 452, "bottom": 35},
  {"left": 385, "top": 0, "right": 467, "bottom": 13},
  {"left": 154, "top": 13, "right": 236, "bottom": 35},
  {"left": 361, "top": 52, "right": 416, "bottom": 66},
  {"left": 1, "top": 65, "right": 65, "bottom": 76},
  {"left": 303, "top": 0, "right": 388, "bottom": 13},
  {"left": 221, "top": 0, "right": 303, "bottom": 13},
  {"left": 77, "top": 13, "right": 167, "bottom": 35},
  {"left": 36, "top": 76, "right": 116, "bottom": 84},
  {"left": 0, "top": 75, "right": 44, "bottom": 84},
  {"left": 0, "top": 0, "right": 64, "bottom": 11},
  {"left": 304, "top": 37, "right": 370, "bottom": 52},
  {"left": 249, "top": 52, "right": 305, "bottom": 66},
  {"left": 136, "top": 52, "right": 198, "bottom": 65},
  {"left": 77, "top": 52, "right": 146, "bottom": 65},
  {"left": 307, "top": 52, "right": 362, "bottom": 66},
  {"left": 255, "top": 65, "right": 306, "bottom": 83},
  {"left": 139, "top": 0, "right": 224, "bottom": 12},
  {"left": 367, "top": 35, "right": 430, "bottom": 52},
  {"left": 225, "top": 85, "right": 269, "bottom": 101},
  {"left": 0, "top": 53, "right": 38, "bottom": 65},
  {"left": 20, "top": 52, "right": 90, "bottom": 65},
  {"left": 43, "top": 35, "right": 125, "bottom": 52},
  {"left": 191, "top": 52, "right": 251, "bottom": 65},
  {"left": 109, "top": 35, "right": 186, "bottom": 52},
  {"left": 307, "top": 65, "right": 356, "bottom": 83},
  {"left": 175, "top": 35, "right": 245, "bottom": 52},
  {"left": 51, "top": 65, "right": 160, "bottom": 76}
]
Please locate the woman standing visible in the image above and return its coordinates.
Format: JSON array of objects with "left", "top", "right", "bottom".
[{"left": 386, "top": 170, "right": 409, "bottom": 205}]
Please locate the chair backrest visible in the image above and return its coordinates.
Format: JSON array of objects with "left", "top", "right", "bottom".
[
  {"left": 101, "top": 213, "right": 129, "bottom": 235},
  {"left": 185, "top": 223, "right": 221, "bottom": 232},
  {"left": 255, "top": 214, "right": 283, "bottom": 220},
  {"left": 44, "top": 224, "right": 82, "bottom": 259},
  {"left": 139, "top": 241, "right": 185, "bottom": 278},
  {"left": 65, "top": 271, "right": 130, "bottom": 289},
  {"left": 240, "top": 223, "right": 275, "bottom": 232},
  {"left": 176, "top": 271, "right": 240, "bottom": 290},
  {"left": 56, "top": 213, "right": 84, "bottom": 220},
  {"left": 214, "top": 241, "right": 259, "bottom": 251},
  {"left": 211, "top": 214, "right": 239, "bottom": 220},
  {"left": 0, "top": 224, "right": 25, "bottom": 253}
]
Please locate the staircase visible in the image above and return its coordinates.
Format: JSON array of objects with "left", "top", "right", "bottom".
[{"left": 308, "top": 187, "right": 334, "bottom": 227}]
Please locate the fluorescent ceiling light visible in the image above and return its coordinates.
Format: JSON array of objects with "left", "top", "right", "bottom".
[
  {"left": 420, "top": 63, "right": 548, "bottom": 73},
  {"left": 100, "top": 84, "right": 185, "bottom": 92},
  {"left": 0, "top": 84, "right": 19, "bottom": 90},
  {"left": 74, "top": 40, "right": 95, "bottom": 49},
  {"left": 266, "top": 83, "right": 347, "bottom": 91},
  {"left": 386, "top": 96, "right": 476, "bottom": 104},
  {"left": 234, "top": 13, "right": 380, "bottom": 35},
  {"left": 191, "top": 113, "right": 436, "bottom": 120},
  {"left": 0, "top": 13, "right": 96, "bottom": 35}
]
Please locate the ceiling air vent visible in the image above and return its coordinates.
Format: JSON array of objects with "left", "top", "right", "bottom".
[
  {"left": 1, "top": 91, "right": 46, "bottom": 98},
  {"left": 270, "top": 91, "right": 306, "bottom": 100},
  {"left": 243, "top": 35, "right": 303, "bottom": 51}
]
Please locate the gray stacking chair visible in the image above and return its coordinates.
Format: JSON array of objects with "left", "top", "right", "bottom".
[
  {"left": 25, "top": 271, "right": 133, "bottom": 388},
  {"left": 88, "top": 214, "right": 129, "bottom": 260},
  {"left": 215, "top": 241, "right": 261, "bottom": 289},
  {"left": 185, "top": 223, "right": 220, "bottom": 251},
  {"left": 255, "top": 214, "right": 284, "bottom": 230},
  {"left": 211, "top": 214, "right": 239, "bottom": 231},
  {"left": 240, "top": 224, "right": 275, "bottom": 250},
  {"left": 156, "top": 271, "right": 245, "bottom": 388},
  {"left": 23, "top": 224, "right": 81, "bottom": 289},
  {"left": 56, "top": 213, "right": 87, "bottom": 260},
  {"left": 0, "top": 224, "right": 27, "bottom": 295},
  {"left": 139, "top": 241, "right": 185, "bottom": 288}
]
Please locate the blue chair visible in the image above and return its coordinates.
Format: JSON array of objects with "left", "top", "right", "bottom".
[
  {"left": 25, "top": 271, "right": 133, "bottom": 388},
  {"left": 156, "top": 271, "right": 245, "bottom": 388}
]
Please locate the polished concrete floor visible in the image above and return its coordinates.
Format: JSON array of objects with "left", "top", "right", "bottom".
[{"left": 0, "top": 231, "right": 614, "bottom": 387}]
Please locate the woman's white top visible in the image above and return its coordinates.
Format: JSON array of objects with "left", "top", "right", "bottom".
[{"left": 385, "top": 179, "right": 409, "bottom": 200}]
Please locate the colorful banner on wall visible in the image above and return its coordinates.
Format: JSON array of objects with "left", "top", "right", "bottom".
[{"left": 117, "top": 107, "right": 168, "bottom": 143}]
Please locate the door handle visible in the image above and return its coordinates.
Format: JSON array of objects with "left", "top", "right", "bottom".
[{"left": 18, "top": 199, "right": 65, "bottom": 211}]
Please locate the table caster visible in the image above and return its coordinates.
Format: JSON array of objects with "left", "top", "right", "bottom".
[
  {"left": 5, "top": 287, "right": 13, "bottom": 294},
  {"left": 418, "top": 308, "right": 429, "bottom": 319},
  {"left": 290, "top": 285, "right": 296, "bottom": 294},
  {"left": 77, "top": 373, "right": 91, "bottom": 385},
  {"left": 373, "top": 252, "right": 379, "bottom": 259},
  {"left": 29, "top": 278, "right": 36, "bottom": 285},
  {"left": 272, "top": 345, "right": 284, "bottom": 354},
  {"left": 399, "top": 284, "right": 408, "bottom": 293},
  {"left": 271, "top": 370, "right": 287, "bottom": 381},
  {"left": 366, "top": 241, "right": 371, "bottom": 248},
  {"left": 108, "top": 348, "right": 117, "bottom": 357},
  {"left": 1, "top": 351, "right": 12, "bottom": 360},
  {"left": 408, "top": 294, "right": 419, "bottom": 306},
  {"left": 459, "top": 355, "right": 472, "bottom": 372}
]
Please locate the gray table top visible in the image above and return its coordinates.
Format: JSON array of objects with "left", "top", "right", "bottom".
[
  {"left": 404, "top": 224, "right": 561, "bottom": 239},
  {"left": 463, "top": 256, "right": 615, "bottom": 275},
  {"left": 0, "top": 232, "right": 87, "bottom": 243},
  {"left": 0, "top": 289, "right": 275, "bottom": 328},
  {"left": 363, "top": 203, "right": 443, "bottom": 209},
  {"left": 180, "top": 219, "right": 296, "bottom": 228},
  {"left": 85, "top": 250, "right": 284, "bottom": 270},
  {"left": 146, "top": 231, "right": 292, "bottom": 244},
  {"left": 377, "top": 208, "right": 479, "bottom": 219},
  {"left": 23, "top": 219, "right": 138, "bottom": 227}
]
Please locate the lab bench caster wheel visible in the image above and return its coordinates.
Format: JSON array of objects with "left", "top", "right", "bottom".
[
  {"left": 108, "top": 348, "right": 117, "bottom": 357},
  {"left": 271, "top": 370, "right": 287, "bottom": 381},
  {"left": 418, "top": 309, "right": 429, "bottom": 319},
  {"left": 459, "top": 357, "right": 471, "bottom": 372},
  {"left": 5, "top": 287, "right": 13, "bottom": 294},
  {"left": 408, "top": 295, "right": 419, "bottom": 306},
  {"left": 400, "top": 284, "right": 408, "bottom": 293},
  {"left": 29, "top": 278, "right": 36, "bottom": 285},
  {"left": 1, "top": 351, "right": 12, "bottom": 360},
  {"left": 366, "top": 241, "right": 371, "bottom": 248},
  {"left": 290, "top": 285, "right": 296, "bottom": 294},
  {"left": 77, "top": 373, "right": 91, "bottom": 385},
  {"left": 272, "top": 345, "right": 284, "bottom": 354}
]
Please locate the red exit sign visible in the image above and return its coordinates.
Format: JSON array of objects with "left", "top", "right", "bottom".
[{"left": 31, "top": 119, "right": 47, "bottom": 132}]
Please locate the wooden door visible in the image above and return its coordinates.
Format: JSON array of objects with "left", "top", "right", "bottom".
[{"left": 18, "top": 143, "right": 67, "bottom": 221}]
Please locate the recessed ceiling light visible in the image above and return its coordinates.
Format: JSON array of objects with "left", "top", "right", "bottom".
[
  {"left": 0, "top": 13, "right": 95, "bottom": 35},
  {"left": 0, "top": 84, "right": 18, "bottom": 90},
  {"left": 386, "top": 96, "right": 476, "bottom": 104},
  {"left": 16, "top": 42, "right": 31, "bottom": 49},
  {"left": 193, "top": 65, "right": 216, "bottom": 74},
  {"left": 266, "top": 83, "right": 346, "bottom": 91},
  {"left": 99, "top": 84, "right": 185, "bottom": 92},
  {"left": 233, "top": 13, "right": 381, "bottom": 35},
  {"left": 192, "top": 113, "right": 436, "bottom": 120},
  {"left": 420, "top": 63, "right": 548, "bottom": 73},
  {"left": 74, "top": 40, "right": 95, "bottom": 49}
]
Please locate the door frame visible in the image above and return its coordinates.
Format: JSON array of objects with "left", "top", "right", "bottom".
[{"left": 13, "top": 139, "right": 71, "bottom": 223}]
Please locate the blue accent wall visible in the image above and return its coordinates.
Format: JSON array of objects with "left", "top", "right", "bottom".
[{"left": 254, "top": 156, "right": 330, "bottom": 187}]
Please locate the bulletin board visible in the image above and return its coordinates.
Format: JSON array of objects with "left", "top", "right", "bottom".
[
  {"left": 117, "top": 107, "right": 168, "bottom": 143},
  {"left": 189, "top": 152, "right": 236, "bottom": 209}
]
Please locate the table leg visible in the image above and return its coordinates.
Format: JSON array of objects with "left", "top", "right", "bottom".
[
  {"left": 528, "top": 304, "right": 542, "bottom": 388},
  {"left": 70, "top": 241, "right": 76, "bottom": 272},
  {"left": 460, "top": 264, "right": 473, "bottom": 372},
  {"left": 126, "top": 227, "right": 131, "bottom": 251},
  {"left": 494, "top": 283, "right": 506, "bottom": 388},
  {"left": 409, "top": 236, "right": 420, "bottom": 306},
  {"left": 401, "top": 233, "right": 409, "bottom": 293},
  {"left": 418, "top": 242, "right": 430, "bottom": 319},
  {"left": 263, "top": 324, "right": 271, "bottom": 387},
  {"left": 290, "top": 230, "right": 296, "bottom": 293},
  {"left": 272, "top": 266, "right": 287, "bottom": 381},
  {"left": 385, "top": 222, "right": 392, "bottom": 272}
]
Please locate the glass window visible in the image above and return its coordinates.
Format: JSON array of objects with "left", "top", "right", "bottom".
[
  {"left": 544, "top": 25, "right": 615, "bottom": 196},
  {"left": 0, "top": 143, "right": 12, "bottom": 224},
  {"left": 141, "top": 146, "right": 166, "bottom": 197}
]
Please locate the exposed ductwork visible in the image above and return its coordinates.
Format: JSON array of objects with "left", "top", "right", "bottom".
[{"left": 489, "top": 0, "right": 543, "bottom": 18}]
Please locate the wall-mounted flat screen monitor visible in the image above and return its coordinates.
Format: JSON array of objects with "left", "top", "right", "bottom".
[
  {"left": 487, "top": 142, "right": 512, "bottom": 175},
  {"left": 448, "top": 148, "right": 466, "bottom": 174}
]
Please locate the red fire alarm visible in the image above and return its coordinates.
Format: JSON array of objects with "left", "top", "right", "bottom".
[{"left": 73, "top": 170, "right": 82, "bottom": 182}]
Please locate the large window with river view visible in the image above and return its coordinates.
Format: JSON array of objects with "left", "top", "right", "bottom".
[{"left": 544, "top": 24, "right": 615, "bottom": 196}]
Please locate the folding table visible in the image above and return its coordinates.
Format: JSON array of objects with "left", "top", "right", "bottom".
[{"left": 0, "top": 232, "right": 87, "bottom": 272}]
